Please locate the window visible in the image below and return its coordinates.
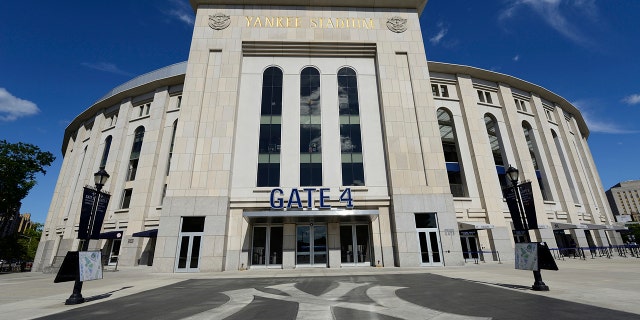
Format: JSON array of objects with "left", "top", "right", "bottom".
[
  {"left": 136, "top": 102, "right": 151, "bottom": 117},
  {"left": 523, "top": 122, "right": 550, "bottom": 200},
  {"left": 257, "top": 66, "right": 283, "bottom": 187},
  {"left": 477, "top": 90, "right": 492, "bottom": 104},
  {"left": 127, "top": 126, "right": 145, "bottom": 181},
  {"left": 514, "top": 98, "right": 527, "bottom": 112},
  {"left": 438, "top": 108, "right": 466, "bottom": 197},
  {"left": 121, "top": 188, "right": 132, "bottom": 209},
  {"left": 431, "top": 84, "right": 449, "bottom": 98},
  {"left": 484, "top": 114, "right": 507, "bottom": 189},
  {"left": 176, "top": 95, "right": 182, "bottom": 109},
  {"left": 300, "top": 67, "right": 322, "bottom": 186},
  {"left": 338, "top": 67, "right": 365, "bottom": 186},
  {"left": 99, "top": 136, "right": 112, "bottom": 168},
  {"left": 167, "top": 121, "right": 177, "bottom": 176},
  {"left": 552, "top": 130, "right": 579, "bottom": 203},
  {"left": 545, "top": 108, "right": 555, "bottom": 122},
  {"left": 105, "top": 112, "right": 118, "bottom": 128}
]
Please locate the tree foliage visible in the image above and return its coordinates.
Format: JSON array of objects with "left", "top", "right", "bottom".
[{"left": 0, "top": 140, "right": 55, "bottom": 229}]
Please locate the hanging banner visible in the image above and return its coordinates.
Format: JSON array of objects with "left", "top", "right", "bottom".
[
  {"left": 78, "top": 188, "right": 96, "bottom": 239},
  {"left": 503, "top": 187, "right": 525, "bottom": 231},
  {"left": 78, "top": 187, "right": 111, "bottom": 239},
  {"left": 90, "top": 192, "right": 110, "bottom": 239},
  {"left": 518, "top": 182, "right": 538, "bottom": 230}
]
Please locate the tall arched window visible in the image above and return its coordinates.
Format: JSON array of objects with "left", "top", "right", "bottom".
[
  {"left": 338, "top": 67, "right": 364, "bottom": 186},
  {"left": 257, "top": 67, "right": 283, "bottom": 187},
  {"left": 300, "top": 67, "right": 322, "bottom": 186},
  {"left": 552, "top": 130, "right": 579, "bottom": 203},
  {"left": 99, "top": 135, "right": 112, "bottom": 169},
  {"left": 438, "top": 108, "right": 466, "bottom": 197},
  {"left": 484, "top": 114, "right": 507, "bottom": 189},
  {"left": 127, "top": 126, "right": 145, "bottom": 181},
  {"left": 523, "top": 122, "right": 550, "bottom": 200},
  {"left": 166, "top": 120, "right": 178, "bottom": 176}
]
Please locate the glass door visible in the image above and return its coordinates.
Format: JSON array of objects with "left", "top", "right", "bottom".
[
  {"left": 340, "top": 225, "right": 371, "bottom": 266},
  {"left": 415, "top": 213, "right": 442, "bottom": 266},
  {"left": 296, "top": 225, "right": 327, "bottom": 267},
  {"left": 251, "top": 225, "right": 283, "bottom": 268},
  {"left": 108, "top": 239, "right": 121, "bottom": 266},
  {"left": 175, "top": 217, "right": 205, "bottom": 272},
  {"left": 460, "top": 232, "right": 479, "bottom": 260}
]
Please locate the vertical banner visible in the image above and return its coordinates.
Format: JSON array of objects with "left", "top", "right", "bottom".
[
  {"left": 90, "top": 192, "right": 110, "bottom": 239},
  {"left": 503, "top": 187, "right": 524, "bottom": 231},
  {"left": 518, "top": 182, "right": 538, "bottom": 229},
  {"left": 78, "top": 188, "right": 95, "bottom": 239}
]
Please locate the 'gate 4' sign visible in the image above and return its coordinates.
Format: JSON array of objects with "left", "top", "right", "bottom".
[{"left": 270, "top": 188, "right": 353, "bottom": 209}]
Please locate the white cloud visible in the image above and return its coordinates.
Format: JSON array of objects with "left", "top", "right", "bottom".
[
  {"left": 81, "top": 62, "right": 133, "bottom": 76},
  {"left": 0, "top": 88, "right": 40, "bottom": 122},
  {"left": 164, "top": 0, "right": 195, "bottom": 26},
  {"left": 573, "top": 100, "right": 637, "bottom": 134},
  {"left": 622, "top": 94, "right": 640, "bottom": 105},
  {"left": 513, "top": 54, "right": 520, "bottom": 61},
  {"left": 429, "top": 23, "right": 448, "bottom": 45},
  {"left": 499, "top": 0, "right": 598, "bottom": 46}
]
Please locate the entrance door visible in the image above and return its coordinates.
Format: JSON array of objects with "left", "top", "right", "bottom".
[
  {"left": 175, "top": 217, "right": 205, "bottom": 272},
  {"left": 415, "top": 213, "right": 443, "bottom": 266},
  {"left": 251, "top": 225, "right": 283, "bottom": 268},
  {"left": 460, "top": 233, "right": 479, "bottom": 260},
  {"left": 296, "top": 225, "right": 327, "bottom": 266},
  {"left": 340, "top": 225, "right": 371, "bottom": 266},
  {"left": 108, "top": 239, "right": 121, "bottom": 266}
]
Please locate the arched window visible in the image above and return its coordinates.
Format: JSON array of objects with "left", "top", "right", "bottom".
[
  {"left": 127, "top": 126, "right": 145, "bottom": 181},
  {"left": 552, "top": 130, "right": 579, "bottom": 203},
  {"left": 523, "top": 122, "right": 550, "bottom": 200},
  {"left": 300, "top": 67, "right": 322, "bottom": 186},
  {"left": 484, "top": 114, "right": 507, "bottom": 189},
  {"left": 99, "top": 135, "right": 112, "bottom": 169},
  {"left": 438, "top": 108, "right": 466, "bottom": 197},
  {"left": 338, "top": 67, "right": 364, "bottom": 186},
  {"left": 167, "top": 120, "right": 177, "bottom": 176},
  {"left": 257, "top": 66, "right": 283, "bottom": 187}
]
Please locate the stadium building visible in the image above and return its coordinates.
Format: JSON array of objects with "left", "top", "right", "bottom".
[{"left": 34, "top": 0, "right": 622, "bottom": 273}]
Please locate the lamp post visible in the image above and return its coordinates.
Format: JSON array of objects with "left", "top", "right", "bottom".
[
  {"left": 506, "top": 165, "right": 549, "bottom": 291},
  {"left": 65, "top": 168, "right": 109, "bottom": 305}
]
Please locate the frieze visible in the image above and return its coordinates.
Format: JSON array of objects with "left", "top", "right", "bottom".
[
  {"left": 386, "top": 16, "right": 407, "bottom": 33},
  {"left": 209, "top": 12, "right": 231, "bottom": 30}
]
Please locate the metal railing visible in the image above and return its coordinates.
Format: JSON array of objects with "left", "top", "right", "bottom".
[
  {"left": 462, "top": 250, "right": 501, "bottom": 264},
  {"left": 550, "top": 245, "right": 640, "bottom": 260}
]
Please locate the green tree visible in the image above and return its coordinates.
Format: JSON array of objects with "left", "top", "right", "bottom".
[{"left": 0, "top": 140, "right": 55, "bottom": 235}]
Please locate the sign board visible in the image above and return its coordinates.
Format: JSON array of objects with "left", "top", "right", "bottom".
[
  {"left": 518, "top": 182, "right": 538, "bottom": 229},
  {"left": 515, "top": 242, "right": 558, "bottom": 271},
  {"left": 54, "top": 251, "right": 79, "bottom": 283},
  {"left": 79, "top": 251, "right": 103, "bottom": 281},
  {"left": 270, "top": 187, "right": 353, "bottom": 209},
  {"left": 515, "top": 243, "right": 538, "bottom": 270}
]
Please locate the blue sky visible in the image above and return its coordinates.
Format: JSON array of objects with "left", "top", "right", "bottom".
[{"left": 1, "top": 0, "right": 639, "bottom": 224}]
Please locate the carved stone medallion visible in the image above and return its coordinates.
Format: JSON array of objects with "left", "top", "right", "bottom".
[
  {"left": 209, "top": 13, "right": 231, "bottom": 30},
  {"left": 386, "top": 16, "right": 407, "bottom": 33}
]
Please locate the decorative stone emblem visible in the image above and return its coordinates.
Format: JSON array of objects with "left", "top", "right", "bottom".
[
  {"left": 209, "top": 13, "right": 231, "bottom": 30},
  {"left": 386, "top": 16, "right": 407, "bottom": 33}
]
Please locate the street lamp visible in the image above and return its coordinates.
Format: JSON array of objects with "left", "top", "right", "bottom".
[
  {"left": 65, "top": 168, "right": 109, "bottom": 305},
  {"left": 506, "top": 165, "right": 549, "bottom": 291}
]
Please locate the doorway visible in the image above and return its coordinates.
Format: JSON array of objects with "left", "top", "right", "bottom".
[
  {"left": 340, "top": 225, "right": 371, "bottom": 266},
  {"left": 251, "top": 225, "right": 283, "bottom": 268},
  {"left": 175, "top": 217, "right": 205, "bottom": 272},
  {"left": 415, "top": 213, "right": 443, "bottom": 266},
  {"left": 460, "top": 231, "right": 479, "bottom": 260},
  {"left": 296, "top": 225, "right": 327, "bottom": 267},
  {"left": 107, "top": 239, "right": 121, "bottom": 266}
]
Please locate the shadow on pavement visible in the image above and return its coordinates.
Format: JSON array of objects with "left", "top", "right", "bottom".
[{"left": 84, "top": 286, "right": 134, "bottom": 303}]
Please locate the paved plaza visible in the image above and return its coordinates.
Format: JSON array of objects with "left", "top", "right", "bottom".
[{"left": 1, "top": 257, "right": 639, "bottom": 319}]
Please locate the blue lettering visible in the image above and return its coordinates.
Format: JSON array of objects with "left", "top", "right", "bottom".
[
  {"left": 303, "top": 188, "right": 317, "bottom": 208},
  {"left": 270, "top": 188, "right": 284, "bottom": 209},
  {"left": 340, "top": 188, "right": 353, "bottom": 208},
  {"left": 287, "top": 189, "right": 303, "bottom": 209},
  {"left": 319, "top": 188, "right": 331, "bottom": 209}
]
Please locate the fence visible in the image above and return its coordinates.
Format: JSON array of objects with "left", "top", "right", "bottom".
[
  {"left": 550, "top": 245, "right": 640, "bottom": 261},
  {"left": 462, "top": 250, "right": 501, "bottom": 264}
]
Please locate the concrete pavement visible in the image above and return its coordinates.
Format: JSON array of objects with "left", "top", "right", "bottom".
[{"left": 0, "top": 256, "right": 638, "bottom": 319}]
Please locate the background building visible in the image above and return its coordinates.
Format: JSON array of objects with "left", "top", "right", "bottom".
[
  {"left": 33, "top": 0, "right": 621, "bottom": 273},
  {"left": 606, "top": 180, "right": 640, "bottom": 222}
]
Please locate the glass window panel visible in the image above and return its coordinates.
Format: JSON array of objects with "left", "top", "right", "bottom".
[
  {"left": 419, "top": 232, "right": 430, "bottom": 263},
  {"left": 100, "top": 136, "right": 112, "bottom": 168},
  {"left": 178, "top": 236, "right": 189, "bottom": 268},
  {"left": 429, "top": 232, "right": 441, "bottom": 262},
  {"left": 190, "top": 236, "right": 201, "bottom": 268},
  {"left": 415, "top": 213, "right": 437, "bottom": 228},
  {"left": 181, "top": 217, "right": 205, "bottom": 232},
  {"left": 252, "top": 227, "right": 267, "bottom": 265},
  {"left": 269, "top": 227, "right": 283, "bottom": 265},
  {"left": 130, "top": 127, "right": 145, "bottom": 160},
  {"left": 340, "top": 226, "right": 353, "bottom": 263}
]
